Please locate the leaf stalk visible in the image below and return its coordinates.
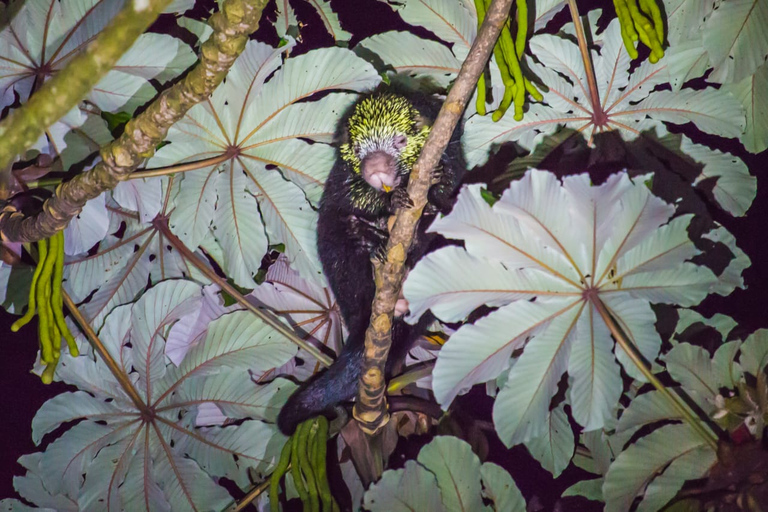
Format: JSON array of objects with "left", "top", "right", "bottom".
[{"left": 591, "top": 296, "right": 719, "bottom": 451}]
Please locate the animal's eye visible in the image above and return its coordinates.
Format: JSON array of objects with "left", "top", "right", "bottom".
[{"left": 393, "top": 134, "right": 407, "bottom": 150}]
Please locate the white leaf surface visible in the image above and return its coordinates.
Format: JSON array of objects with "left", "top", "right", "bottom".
[
  {"left": 19, "top": 279, "right": 294, "bottom": 510},
  {"left": 213, "top": 168, "right": 268, "bottom": 288},
  {"left": 359, "top": 32, "right": 461, "bottom": 88},
  {"left": 130, "top": 280, "right": 201, "bottom": 401},
  {"left": 64, "top": 192, "right": 109, "bottom": 255},
  {"left": 703, "top": 0, "right": 768, "bottom": 83},
  {"left": 113, "top": 177, "right": 165, "bottom": 224},
  {"left": 739, "top": 329, "right": 768, "bottom": 377},
  {"left": 408, "top": 169, "right": 722, "bottom": 440},
  {"left": 493, "top": 305, "right": 579, "bottom": 445},
  {"left": 391, "top": 0, "right": 475, "bottom": 59},
  {"left": 249, "top": 255, "right": 344, "bottom": 353},
  {"left": 145, "top": 43, "right": 379, "bottom": 285}
]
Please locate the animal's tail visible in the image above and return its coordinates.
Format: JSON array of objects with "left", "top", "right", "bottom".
[
  {"left": 277, "top": 340, "right": 364, "bottom": 435},
  {"left": 276, "top": 316, "right": 432, "bottom": 435}
]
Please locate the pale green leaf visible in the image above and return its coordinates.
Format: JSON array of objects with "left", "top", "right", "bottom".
[
  {"left": 712, "top": 340, "right": 744, "bottom": 389},
  {"left": 274, "top": 0, "right": 297, "bottom": 39},
  {"left": 247, "top": 167, "right": 323, "bottom": 284},
  {"left": 363, "top": 460, "right": 445, "bottom": 512},
  {"left": 404, "top": 246, "right": 574, "bottom": 323},
  {"left": 568, "top": 305, "right": 622, "bottom": 431},
  {"left": 18, "top": 280, "right": 293, "bottom": 510},
  {"left": 663, "top": 0, "right": 714, "bottom": 45},
  {"left": 613, "top": 89, "right": 745, "bottom": 139},
  {"left": 662, "top": 343, "right": 720, "bottom": 401},
  {"left": 740, "top": 329, "right": 768, "bottom": 376},
  {"left": 63, "top": 192, "right": 109, "bottom": 255},
  {"left": 31, "top": 391, "right": 127, "bottom": 445},
  {"left": 168, "top": 170, "right": 218, "bottom": 249},
  {"left": 616, "top": 390, "right": 696, "bottom": 433},
  {"left": 113, "top": 177, "right": 165, "bottom": 224},
  {"left": 409, "top": 169, "right": 721, "bottom": 439},
  {"left": 523, "top": 404, "right": 574, "bottom": 477},
  {"left": 130, "top": 280, "right": 202, "bottom": 397},
  {"left": 146, "top": 43, "right": 379, "bottom": 285},
  {"left": 359, "top": 31, "right": 461, "bottom": 88},
  {"left": 603, "top": 424, "right": 715, "bottom": 512},
  {"left": 8, "top": 453, "right": 76, "bottom": 511},
  {"left": 304, "top": 0, "right": 351, "bottom": 41},
  {"left": 390, "top": 0, "right": 475, "bottom": 60},
  {"left": 433, "top": 297, "right": 579, "bottom": 407},
  {"left": 462, "top": 103, "right": 562, "bottom": 167},
  {"left": 462, "top": 15, "right": 745, "bottom": 166},
  {"left": 417, "top": 436, "right": 484, "bottom": 512},
  {"left": 722, "top": 62, "right": 768, "bottom": 154},
  {"left": 635, "top": 445, "right": 716, "bottom": 512},
  {"left": 680, "top": 137, "right": 756, "bottom": 217},
  {"left": 480, "top": 462, "right": 526, "bottom": 512},
  {"left": 703, "top": 0, "right": 768, "bottom": 83},
  {"left": 664, "top": 37, "right": 710, "bottom": 91},
  {"left": 674, "top": 309, "right": 738, "bottom": 341},
  {"left": 562, "top": 478, "right": 604, "bottom": 501}
]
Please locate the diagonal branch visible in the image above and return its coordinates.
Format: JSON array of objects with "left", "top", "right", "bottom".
[
  {"left": 0, "top": 0, "right": 270, "bottom": 243},
  {"left": 352, "top": 0, "right": 515, "bottom": 435},
  {"left": 0, "top": 0, "right": 173, "bottom": 170}
]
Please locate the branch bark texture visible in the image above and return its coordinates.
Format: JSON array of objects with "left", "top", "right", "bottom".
[
  {"left": 0, "top": 0, "right": 269, "bottom": 243},
  {"left": 352, "top": 0, "right": 515, "bottom": 434}
]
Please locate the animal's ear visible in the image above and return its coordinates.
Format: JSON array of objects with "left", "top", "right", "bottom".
[{"left": 414, "top": 113, "right": 432, "bottom": 131}]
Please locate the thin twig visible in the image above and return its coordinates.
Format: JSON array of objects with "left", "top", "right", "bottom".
[{"left": 62, "top": 290, "right": 147, "bottom": 412}]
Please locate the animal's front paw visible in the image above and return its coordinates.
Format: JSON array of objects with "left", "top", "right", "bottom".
[
  {"left": 429, "top": 165, "right": 443, "bottom": 186},
  {"left": 389, "top": 188, "right": 413, "bottom": 211},
  {"left": 371, "top": 244, "right": 387, "bottom": 265}
]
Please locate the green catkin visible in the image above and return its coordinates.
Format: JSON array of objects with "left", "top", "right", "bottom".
[
  {"left": 11, "top": 242, "right": 44, "bottom": 332},
  {"left": 473, "top": 0, "right": 488, "bottom": 115},
  {"left": 515, "top": 0, "right": 527, "bottom": 60},
  {"left": 291, "top": 426, "right": 310, "bottom": 510},
  {"left": 497, "top": 22, "right": 525, "bottom": 120},
  {"left": 313, "top": 417, "right": 335, "bottom": 511},
  {"left": 34, "top": 239, "right": 54, "bottom": 364},
  {"left": 51, "top": 231, "right": 78, "bottom": 357},
  {"left": 269, "top": 438, "right": 293, "bottom": 512},
  {"left": 298, "top": 420, "right": 320, "bottom": 512}
]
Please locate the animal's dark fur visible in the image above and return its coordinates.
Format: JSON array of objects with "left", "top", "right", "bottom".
[{"left": 277, "top": 88, "right": 465, "bottom": 435}]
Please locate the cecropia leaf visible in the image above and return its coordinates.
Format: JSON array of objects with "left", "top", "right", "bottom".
[
  {"left": 17, "top": 280, "right": 295, "bottom": 510},
  {"left": 406, "top": 169, "right": 721, "bottom": 446}
]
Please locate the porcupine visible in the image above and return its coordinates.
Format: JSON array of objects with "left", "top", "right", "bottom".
[{"left": 277, "top": 88, "right": 465, "bottom": 434}]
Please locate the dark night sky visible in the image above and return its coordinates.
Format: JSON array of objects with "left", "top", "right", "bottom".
[{"left": 2, "top": 0, "right": 768, "bottom": 509}]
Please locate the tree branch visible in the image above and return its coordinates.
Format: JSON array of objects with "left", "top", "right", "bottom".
[
  {"left": 0, "top": 0, "right": 270, "bottom": 243},
  {"left": 0, "top": 0, "right": 173, "bottom": 170},
  {"left": 352, "top": 0, "right": 514, "bottom": 435}
]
